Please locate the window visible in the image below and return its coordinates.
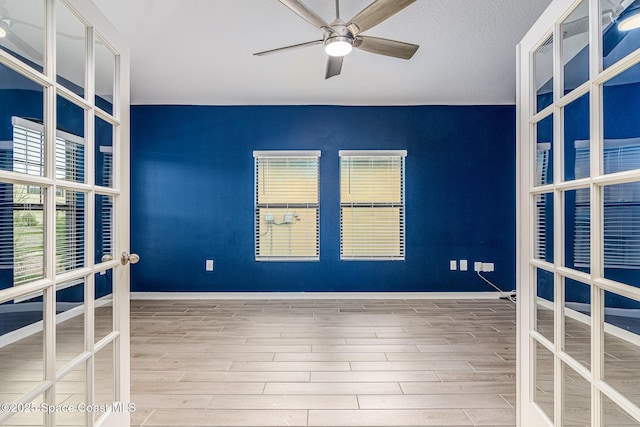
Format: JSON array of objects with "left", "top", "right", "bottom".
[
  {"left": 574, "top": 139, "right": 640, "bottom": 269},
  {"left": 0, "top": 117, "right": 85, "bottom": 286},
  {"left": 254, "top": 151, "right": 320, "bottom": 261},
  {"left": 339, "top": 150, "right": 406, "bottom": 260}
]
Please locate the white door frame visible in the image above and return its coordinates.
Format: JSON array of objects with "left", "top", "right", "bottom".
[
  {"left": 517, "top": 0, "right": 640, "bottom": 425},
  {"left": 0, "top": 0, "right": 130, "bottom": 426}
]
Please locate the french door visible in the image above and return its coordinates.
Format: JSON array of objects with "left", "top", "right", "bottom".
[
  {"left": 518, "top": 0, "right": 640, "bottom": 425},
  {"left": 0, "top": 0, "right": 131, "bottom": 426}
]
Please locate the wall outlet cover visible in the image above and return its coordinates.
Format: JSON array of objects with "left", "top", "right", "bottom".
[{"left": 481, "top": 262, "right": 494, "bottom": 272}]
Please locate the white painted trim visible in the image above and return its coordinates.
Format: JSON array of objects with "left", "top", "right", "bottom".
[
  {"left": 339, "top": 150, "right": 407, "bottom": 157},
  {"left": 253, "top": 150, "right": 321, "bottom": 158},
  {"left": 130, "top": 292, "right": 504, "bottom": 300},
  {"left": 576, "top": 137, "right": 640, "bottom": 149}
]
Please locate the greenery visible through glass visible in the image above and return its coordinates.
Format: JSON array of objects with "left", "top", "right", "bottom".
[{"left": 11, "top": 184, "right": 45, "bottom": 286}]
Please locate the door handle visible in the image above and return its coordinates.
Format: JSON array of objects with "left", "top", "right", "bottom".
[{"left": 121, "top": 252, "right": 140, "bottom": 265}]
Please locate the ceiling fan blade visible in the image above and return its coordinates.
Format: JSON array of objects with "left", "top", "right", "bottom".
[
  {"left": 325, "top": 55, "right": 343, "bottom": 79},
  {"left": 6, "top": 31, "right": 42, "bottom": 61},
  {"left": 354, "top": 36, "right": 418, "bottom": 60},
  {"left": 279, "top": 0, "right": 331, "bottom": 30},
  {"left": 346, "top": 0, "right": 416, "bottom": 35},
  {"left": 254, "top": 39, "right": 322, "bottom": 56}
]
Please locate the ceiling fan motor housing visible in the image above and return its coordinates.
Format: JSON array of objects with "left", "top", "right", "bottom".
[{"left": 323, "top": 19, "right": 354, "bottom": 56}]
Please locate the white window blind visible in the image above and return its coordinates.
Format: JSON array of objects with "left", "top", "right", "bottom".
[
  {"left": 11, "top": 118, "right": 44, "bottom": 176},
  {"left": 98, "top": 194, "right": 114, "bottom": 261},
  {"left": 56, "top": 190, "right": 85, "bottom": 273},
  {"left": 8, "top": 116, "right": 85, "bottom": 181},
  {"left": 254, "top": 151, "right": 320, "bottom": 261},
  {"left": 96, "top": 147, "right": 114, "bottom": 260},
  {"left": 574, "top": 139, "right": 640, "bottom": 269},
  {"left": 339, "top": 150, "right": 406, "bottom": 260}
]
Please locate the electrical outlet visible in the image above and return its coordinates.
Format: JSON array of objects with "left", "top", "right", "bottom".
[
  {"left": 481, "top": 262, "right": 494, "bottom": 272},
  {"left": 474, "top": 261, "right": 482, "bottom": 272},
  {"left": 205, "top": 259, "right": 214, "bottom": 271},
  {"left": 459, "top": 260, "right": 468, "bottom": 271},
  {"left": 450, "top": 260, "right": 457, "bottom": 270}
]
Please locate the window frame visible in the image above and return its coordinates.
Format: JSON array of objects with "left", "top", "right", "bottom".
[
  {"left": 253, "top": 150, "right": 321, "bottom": 262},
  {"left": 339, "top": 150, "right": 407, "bottom": 261}
]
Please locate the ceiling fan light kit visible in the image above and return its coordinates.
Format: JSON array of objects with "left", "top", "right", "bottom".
[
  {"left": 324, "top": 37, "right": 352, "bottom": 57},
  {"left": 254, "top": 0, "right": 419, "bottom": 79},
  {"left": 619, "top": 10, "right": 640, "bottom": 31}
]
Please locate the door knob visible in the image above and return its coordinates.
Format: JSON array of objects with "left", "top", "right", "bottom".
[
  {"left": 101, "top": 254, "right": 113, "bottom": 262},
  {"left": 121, "top": 252, "right": 140, "bottom": 265}
]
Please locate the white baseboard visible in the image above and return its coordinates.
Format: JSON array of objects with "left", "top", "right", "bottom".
[{"left": 130, "top": 291, "right": 504, "bottom": 300}]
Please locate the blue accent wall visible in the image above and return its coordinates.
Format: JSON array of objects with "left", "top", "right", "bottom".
[{"left": 130, "top": 105, "right": 517, "bottom": 293}]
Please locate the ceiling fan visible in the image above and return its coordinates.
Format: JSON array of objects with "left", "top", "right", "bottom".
[{"left": 254, "top": 0, "right": 419, "bottom": 79}]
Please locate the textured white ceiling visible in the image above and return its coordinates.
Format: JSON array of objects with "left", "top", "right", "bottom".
[{"left": 91, "top": 0, "right": 554, "bottom": 106}]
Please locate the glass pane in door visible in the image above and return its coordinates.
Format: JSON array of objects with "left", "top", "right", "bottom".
[
  {"left": 56, "top": 96, "right": 86, "bottom": 184},
  {"left": 535, "top": 193, "right": 555, "bottom": 263},
  {"left": 563, "top": 93, "right": 590, "bottom": 181},
  {"left": 94, "top": 340, "right": 115, "bottom": 422},
  {"left": 602, "top": 393, "right": 640, "bottom": 425},
  {"left": 56, "top": 363, "right": 86, "bottom": 427},
  {"left": 602, "top": 183, "right": 640, "bottom": 287},
  {"left": 561, "top": 0, "right": 589, "bottom": 94},
  {"left": 95, "top": 194, "right": 113, "bottom": 264},
  {"left": 602, "top": 62, "right": 640, "bottom": 174},
  {"left": 0, "top": 293, "right": 44, "bottom": 398},
  {"left": 56, "top": 280, "right": 85, "bottom": 369},
  {"left": 95, "top": 37, "right": 115, "bottom": 115},
  {"left": 95, "top": 270, "right": 113, "bottom": 343},
  {"left": 603, "top": 291, "right": 640, "bottom": 407},
  {"left": 536, "top": 268, "right": 555, "bottom": 343},
  {"left": 2, "top": 397, "right": 44, "bottom": 426},
  {"left": 535, "top": 340, "right": 555, "bottom": 422},
  {"left": 535, "top": 36, "right": 554, "bottom": 112},
  {"left": 0, "top": 63, "right": 45, "bottom": 177},
  {"left": 565, "top": 188, "right": 590, "bottom": 273},
  {"left": 95, "top": 117, "right": 114, "bottom": 188},
  {"left": 536, "top": 115, "right": 554, "bottom": 186},
  {"left": 0, "top": 0, "right": 45, "bottom": 72},
  {"left": 56, "top": 190, "right": 85, "bottom": 274},
  {"left": 602, "top": 0, "right": 640, "bottom": 70},
  {"left": 56, "top": 0, "right": 86, "bottom": 98},
  {"left": 563, "top": 278, "right": 591, "bottom": 369},
  {"left": 562, "top": 361, "right": 591, "bottom": 426},
  {"left": 0, "top": 183, "right": 46, "bottom": 287}
]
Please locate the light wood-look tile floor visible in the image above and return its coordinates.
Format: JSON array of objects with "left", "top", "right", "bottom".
[{"left": 129, "top": 299, "right": 516, "bottom": 427}]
